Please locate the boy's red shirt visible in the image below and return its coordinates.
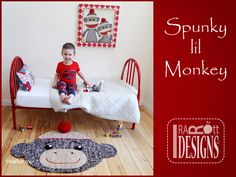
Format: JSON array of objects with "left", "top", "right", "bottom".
[{"left": 56, "top": 61, "right": 80, "bottom": 84}]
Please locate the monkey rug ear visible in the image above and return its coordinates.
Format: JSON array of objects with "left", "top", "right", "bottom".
[
  {"left": 100, "top": 143, "right": 117, "bottom": 158},
  {"left": 11, "top": 143, "right": 29, "bottom": 158}
]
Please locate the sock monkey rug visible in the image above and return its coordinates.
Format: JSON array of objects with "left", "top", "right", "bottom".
[{"left": 10, "top": 131, "right": 117, "bottom": 173}]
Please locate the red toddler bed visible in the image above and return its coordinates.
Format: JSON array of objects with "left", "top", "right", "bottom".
[{"left": 10, "top": 56, "right": 141, "bottom": 130}]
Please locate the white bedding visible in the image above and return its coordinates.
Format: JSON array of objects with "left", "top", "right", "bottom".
[
  {"left": 50, "top": 78, "right": 140, "bottom": 123},
  {"left": 16, "top": 78, "right": 140, "bottom": 123},
  {"left": 15, "top": 78, "right": 52, "bottom": 108}
]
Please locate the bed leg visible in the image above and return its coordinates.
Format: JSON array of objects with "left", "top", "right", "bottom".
[
  {"left": 131, "top": 123, "right": 135, "bottom": 130},
  {"left": 11, "top": 105, "right": 17, "bottom": 129},
  {"left": 118, "top": 120, "right": 123, "bottom": 129}
]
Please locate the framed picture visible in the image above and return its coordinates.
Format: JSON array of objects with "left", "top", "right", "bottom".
[{"left": 77, "top": 4, "right": 120, "bottom": 48}]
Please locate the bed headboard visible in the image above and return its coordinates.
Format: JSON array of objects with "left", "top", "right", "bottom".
[
  {"left": 9, "top": 56, "right": 24, "bottom": 103},
  {"left": 121, "top": 58, "right": 141, "bottom": 103}
]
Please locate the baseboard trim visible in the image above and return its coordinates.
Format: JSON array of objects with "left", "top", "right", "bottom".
[
  {"left": 2, "top": 100, "right": 11, "bottom": 106},
  {"left": 140, "top": 99, "right": 153, "bottom": 118}
]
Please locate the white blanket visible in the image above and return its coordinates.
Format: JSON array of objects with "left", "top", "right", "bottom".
[{"left": 49, "top": 78, "right": 140, "bottom": 123}]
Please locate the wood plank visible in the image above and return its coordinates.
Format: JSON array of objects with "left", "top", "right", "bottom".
[
  {"left": 135, "top": 123, "right": 153, "bottom": 148},
  {"left": 123, "top": 111, "right": 153, "bottom": 169},
  {"left": 96, "top": 119, "right": 126, "bottom": 175},
  {"left": 17, "top": 110, "right": 37, "bottom": 175},
  {"left": 2, "top": 113, "right": 13, "bottom": 145},
  {"left": 140, "top": 111, "right": 153, "bottom": 134},
  {"left": 121, "top": 128, "right": 153, "bottom": 175},
  {"left": 20, "top": 163, "right": 36, "bottom": 175},
  {"left": 4, "top": 137, "right": 26, "bottom": 175},
  {"left": 88, "top": 117, "right": 112, "bottom": 175},
  {"left": 127, "top": 127, "right": 153, "bottom": 168},
  {"left": 35, "top": 168, "right": 47, "bottom": 176},
  {"left": 140, "top": 106, "right": 153, "bottom": 119},
  {"left": 107, "top": 121, "right": 141, "bottom": 175}
]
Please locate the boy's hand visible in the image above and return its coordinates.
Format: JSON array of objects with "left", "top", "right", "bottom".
[
  {"left": 52, "top": 83, "right": 57, "bottom": 88},
  {"left": 84, "top": 80, "right": 91, "bottom": 87}
]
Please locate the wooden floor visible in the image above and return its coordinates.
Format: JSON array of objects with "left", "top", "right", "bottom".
[{"left": 1, "top": 106, "right": 153, "bottom": 175}]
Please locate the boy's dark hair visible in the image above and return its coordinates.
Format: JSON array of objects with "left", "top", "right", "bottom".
[{"left": 62, "top": 43, "right": 76, "bottom": 54}]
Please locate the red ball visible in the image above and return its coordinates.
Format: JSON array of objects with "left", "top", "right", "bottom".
[{"left": 58, "top": 121, "right": 72, "bottom": 133}]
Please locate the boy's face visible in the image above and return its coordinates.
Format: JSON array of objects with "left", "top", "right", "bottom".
[{"left": 62, "top": 49, "right": 75, "bottom": 64}]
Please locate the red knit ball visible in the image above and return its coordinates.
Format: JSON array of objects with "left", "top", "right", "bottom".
[{"left": 58, "top": 121, "right": 72, "bottom": 133}]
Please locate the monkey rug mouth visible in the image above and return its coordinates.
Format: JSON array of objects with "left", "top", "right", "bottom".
[{"left": 10, "top": 131, "right": 117, "bottom": 173}]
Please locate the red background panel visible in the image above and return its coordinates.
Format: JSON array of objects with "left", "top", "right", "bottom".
[{"left": 155, "top": 0, "right": 236, "bottom": 176}]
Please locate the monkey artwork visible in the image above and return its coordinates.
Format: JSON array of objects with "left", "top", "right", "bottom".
[
  {"left": 11, "top": 132, "right": 117, "bottom": 173},
  {"left": 82, "top": 9, "right": 100, "bottom": 43},
  {"left": 98, "top": 18, "right": 113, "bottom": 43}
]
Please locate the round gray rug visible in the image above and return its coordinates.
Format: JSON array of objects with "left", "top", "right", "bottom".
[{"left": 11, "top": 131, "right": 117, "bottom": 173}]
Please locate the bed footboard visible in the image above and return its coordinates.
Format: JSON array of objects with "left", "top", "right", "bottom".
[{"left": 121, "top": 58, "right": 141, "bottom": 130}]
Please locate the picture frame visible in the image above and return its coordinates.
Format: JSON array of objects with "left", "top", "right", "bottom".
[{"left": 77, "top": 4, "right": 120, "bottom": 48}]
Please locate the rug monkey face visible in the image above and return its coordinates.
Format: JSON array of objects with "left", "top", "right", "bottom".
[
  {"left": 11, "top": 139, "right": 117, "bottom": 173},
  {"left": 40, "top": 145, "right": 87, "bottom": 169}
]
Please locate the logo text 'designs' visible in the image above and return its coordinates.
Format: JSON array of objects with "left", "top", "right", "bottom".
[{"left": 167, "top": 118, "right": 225, "bottom": 164}]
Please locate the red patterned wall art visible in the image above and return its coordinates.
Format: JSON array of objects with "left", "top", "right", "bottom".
[{"left": 77, "top": 4, "right": 120, "bottom": 48}]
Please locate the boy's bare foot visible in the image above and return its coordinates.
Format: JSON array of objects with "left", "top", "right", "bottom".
[
  {"left": 60, "top": 93, "right": 66, "bottom": 103},
  {"left": 60, "top": 94, "right": 74, "bottom": 105},
  {"left": 67, "top": 94, "right": 74, "bottom": 105},
  {"left": 63, "top": 96, "right": 70, "bottom": 104}
]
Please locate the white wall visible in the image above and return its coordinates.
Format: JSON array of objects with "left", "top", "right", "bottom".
[{"left": 2, "top": 1, "right": 153, "bottom": 112}]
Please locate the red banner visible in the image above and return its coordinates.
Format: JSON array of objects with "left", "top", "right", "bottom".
[{"left": 155, "top": 0, "right": 236, "bottom": 176}]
